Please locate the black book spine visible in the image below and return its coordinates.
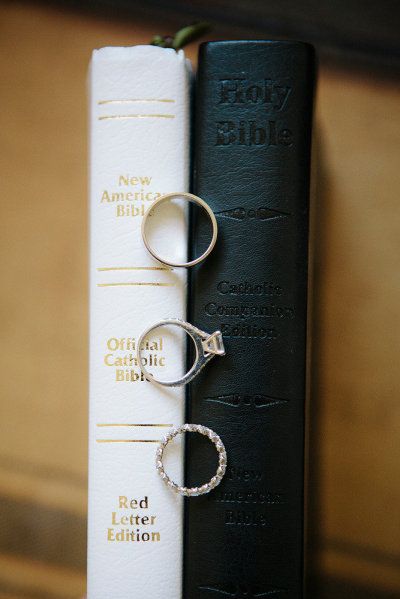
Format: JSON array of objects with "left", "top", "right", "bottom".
[{"left": 184, "top": 41, "right": 315, "bottom": 598}]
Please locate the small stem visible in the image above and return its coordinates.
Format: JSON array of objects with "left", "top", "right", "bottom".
[{"left": 150, "top": 22, "right": 211, "bottom": 50}]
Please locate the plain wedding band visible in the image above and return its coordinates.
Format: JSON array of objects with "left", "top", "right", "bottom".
[{"left": 141, "top": 192, "right": 218, "bottom": 268}]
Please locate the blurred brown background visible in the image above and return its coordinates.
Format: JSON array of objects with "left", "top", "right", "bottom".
[{"left": 0, "top": 1, "right": 399, "bottom": 598}]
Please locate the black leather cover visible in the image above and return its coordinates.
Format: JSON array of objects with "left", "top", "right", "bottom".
[{"left": 184, "top": 41, "right": 315, "bottom": 598}]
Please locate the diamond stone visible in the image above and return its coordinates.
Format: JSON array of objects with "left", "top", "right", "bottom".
[{"left": 202, "top": 331, "right": 225, "bottom": 356}]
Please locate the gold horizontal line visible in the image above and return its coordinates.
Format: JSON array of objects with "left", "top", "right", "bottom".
[
  {"left": 97, "top": 266, "right": 172, "bottom": 272},
  {"left": 97, "top": 282, "right": 174, "bottom": 287},
  {"left": 97, "top": 423, "right": 172, "bottom": 428},
  {"left": 98, "top": 114, "right": 175, "bottom": 120},
  {"left": 96, "top": 439, "right": 160, "bottom": 443},
  {"left": 98, "top": 99, "right": 175, "bottom": 105}
]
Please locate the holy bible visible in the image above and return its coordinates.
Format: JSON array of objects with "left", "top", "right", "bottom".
[
  {"left": 87, "top": 46, "right": 191, "bottom": 599},
  {"left": 184, "top": 41, "right": 315, "bottom": 598}
]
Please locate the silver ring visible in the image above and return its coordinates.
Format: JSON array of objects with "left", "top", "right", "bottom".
[
  {"left": 136, "top": 319, "right": 225, "bottom": 387},
  {"left": 155, "top": 424, "right": 227, "bottom": 496},
  {"left": 141, "top": 192, "right": 218, "bottom": 268}
]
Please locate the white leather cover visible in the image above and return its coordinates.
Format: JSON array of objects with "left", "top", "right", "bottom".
[{"left": 87, "top": 46, "right": 190, "bottom": 599}]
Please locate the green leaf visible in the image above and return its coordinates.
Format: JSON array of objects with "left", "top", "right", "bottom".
[
  {"left": 172, "top": 22, "right": 211, "bottom": 50},
  {"left": 150, "top": 22, "right": 211, "bottom": 50}
]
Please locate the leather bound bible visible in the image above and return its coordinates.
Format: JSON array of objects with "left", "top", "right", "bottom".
[
  {"left": 87, "top": 46, "right": 191, "bottom": 599},
  {"left": 184, "top": 41, "right": 315, "bottom": 598}
]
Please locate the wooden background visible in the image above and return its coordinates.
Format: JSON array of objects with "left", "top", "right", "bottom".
[{"left": 0, "top": 2, "right": 399, "bottom": 598}]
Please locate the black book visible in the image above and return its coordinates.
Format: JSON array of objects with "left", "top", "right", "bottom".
[{"left": 184, "top": 41, "right": 315, "bottom": 598}]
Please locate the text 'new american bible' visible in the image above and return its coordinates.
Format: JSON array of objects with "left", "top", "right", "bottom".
[
  {"left": 88, "top": 39, "right": 315, "bottom": 599},
  {"left": 184, "top": 40, "right": 315, "bottom": 599}
]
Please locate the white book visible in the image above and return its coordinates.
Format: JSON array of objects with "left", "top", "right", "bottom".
[{"left": 87, "top": 46, "right": 191, "bottom": 599}]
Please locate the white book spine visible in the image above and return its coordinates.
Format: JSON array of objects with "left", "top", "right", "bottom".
[{"left": 87, "top": 46, "right": 190, "bottom": 599}]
